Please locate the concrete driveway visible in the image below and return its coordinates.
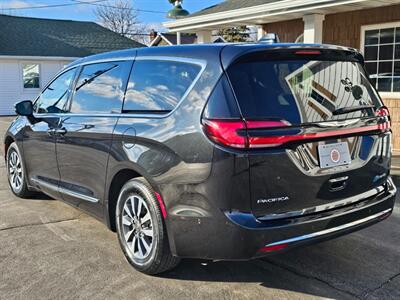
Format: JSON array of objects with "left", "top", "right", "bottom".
[{"left": 0, "top": 116, "right": 399, "bottom": 300}]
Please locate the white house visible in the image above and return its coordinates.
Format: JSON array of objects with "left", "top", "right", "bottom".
[{"left": 0, "top": 14, "right": 144, "bottom": 115}]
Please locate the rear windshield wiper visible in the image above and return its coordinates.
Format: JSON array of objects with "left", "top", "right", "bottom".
[{"left": 332, "top": 105, "right": 375, "bottom": 116}]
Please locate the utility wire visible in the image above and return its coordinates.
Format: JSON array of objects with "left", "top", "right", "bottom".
[
  {"left": 0, "top": 0, "right": 107, "bottom": 10},
  {"left": 0, "top": 0, "right": 165, "bottom": 14},
  {"left": 72, "top": 0, "right": 165, "bottom": 14}
]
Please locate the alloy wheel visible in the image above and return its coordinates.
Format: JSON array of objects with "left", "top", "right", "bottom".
[
  {"left": 121, "top": 194, "right": 154, "bottom": 260},
  {"left": 8, "top": 150, "right": 23, "bottom": 192}
]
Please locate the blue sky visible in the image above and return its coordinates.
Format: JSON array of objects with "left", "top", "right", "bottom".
[{"left": 0, "top": 0, "right": 221, "bottom": 26}]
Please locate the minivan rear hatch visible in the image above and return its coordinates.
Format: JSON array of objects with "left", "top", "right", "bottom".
[{"left": 224, "top": 48, "right": 391, "bottom": 219}]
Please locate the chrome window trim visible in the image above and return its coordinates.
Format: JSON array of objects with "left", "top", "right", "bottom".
[
  {"left": 33, "top": 56, "right": 207, "bottom": 119},
  {"left": 32, "top": 112, "right": 172, "bottom": 119},
  {"left": 265, "top": 208, "right": 392, "bottom": 247},
  {"left": 31, "top": 178, "right": 99, "bottom": 203}
]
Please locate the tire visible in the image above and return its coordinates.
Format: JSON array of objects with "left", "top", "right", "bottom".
[
  {"left": 6, "top": 142, "right": 33, "bottom": 198},
  {"left": 116, "top": 177, "right": 180, "bottom": 275}
]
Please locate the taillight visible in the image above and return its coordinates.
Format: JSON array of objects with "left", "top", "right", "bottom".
[
  {"left": 375, "top": 106, "right": 391, "bottom": 131},
  {"left": 246, "top": 120, "right": 293, "bottom": 148},
  {"left": 202, "top": 114, "right": 390, "bottom": 149},
  {"left": 202, "top": 119, "right": 247, "bottom": 148},
  {"left": 202, "top": 119, "right": 291, "bottom": 149},
  {"left": 375, "top": 107, "right": 390, "bottom": 117}
]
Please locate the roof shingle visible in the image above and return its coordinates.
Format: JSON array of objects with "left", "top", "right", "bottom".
[
  {"left": 0, "top": 14, "right": 144, "bottom": 57},
  {"left": 188, "top": 0, "right": 284, "bottom": 18}
]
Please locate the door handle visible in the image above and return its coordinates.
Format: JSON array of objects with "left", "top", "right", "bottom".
[{"left": 54, "top": 128, "right": 67, "bottom": 135}]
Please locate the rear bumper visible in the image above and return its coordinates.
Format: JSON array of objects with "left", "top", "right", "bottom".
[{"left": 168, "top": 177, "right": 396, "bottom": 260}]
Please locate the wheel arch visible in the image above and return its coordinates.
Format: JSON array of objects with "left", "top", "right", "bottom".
[
  {"left": 4, "top": 135, "right": 15, "bottom": 159},
  {"left": 106, "top": 168, "right": 143, "bottom": 231}
]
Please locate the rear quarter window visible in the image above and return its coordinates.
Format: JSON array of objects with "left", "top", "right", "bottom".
[{"left": 123, "top": 60, "right": 201, "bottom": 112}]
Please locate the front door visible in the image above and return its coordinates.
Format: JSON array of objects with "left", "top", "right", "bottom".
[
  {"left": 55, "top": 61, "right": 132, "bottom": 218},
  {"left": 23, "top": 67, "right": 77, "bottom": 199}
]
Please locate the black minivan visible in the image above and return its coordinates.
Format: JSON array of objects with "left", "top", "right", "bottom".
[{"left": 5, "top": 43, "right": 397, "bottom": 274}]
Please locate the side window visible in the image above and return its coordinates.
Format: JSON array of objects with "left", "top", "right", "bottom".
[
  {"left": 123, "top": 60, "right": 201, "bottom": 112},
  {"left": 34, "top": 68, "right": 76, "bottom": 114},
  {"left": 70, "top": 61, "right": 131, "bottom": 114}
]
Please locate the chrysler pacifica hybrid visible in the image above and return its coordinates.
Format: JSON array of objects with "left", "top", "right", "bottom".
[{"left": 5, "top": 43, "right": 397, "bottom": 274}]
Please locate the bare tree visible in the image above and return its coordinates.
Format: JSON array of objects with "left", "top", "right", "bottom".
[{"left": 94, "top": 0, "right": 147, "bottom": 43}]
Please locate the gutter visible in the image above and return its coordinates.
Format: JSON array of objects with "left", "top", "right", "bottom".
[
  {"left": 0, "top": 55, "right": 80, "bottom": 61},
  {"left": 163, "top": 0, "right": 369, "bottom": 32}
]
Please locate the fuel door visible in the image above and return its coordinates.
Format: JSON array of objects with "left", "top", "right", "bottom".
[{"left": 122, "top": 127, "right": 136, "bottom": 149}]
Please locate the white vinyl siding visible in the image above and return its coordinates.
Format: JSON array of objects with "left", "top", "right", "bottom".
[{"left": 0, "top": 58, "right": 73, "bottom": 115}]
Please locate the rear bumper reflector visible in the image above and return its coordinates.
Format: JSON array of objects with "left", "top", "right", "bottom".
[
  {"left": 258, "top": 243, "right": 289, "bottom": 253},
  {"left": 155, "top": 192, "right": 167, "bottom": 219},
  {"left": 261, "top": 208, "right": 392, "bottom": 251}
]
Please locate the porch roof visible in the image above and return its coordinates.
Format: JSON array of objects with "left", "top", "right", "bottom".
[{"left": 164, "top": 0, "right": 400, "bottom": 32}]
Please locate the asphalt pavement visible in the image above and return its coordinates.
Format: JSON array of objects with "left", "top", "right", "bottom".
[{"left": 0, "top": 116, "right": 399, "bottom": 300}]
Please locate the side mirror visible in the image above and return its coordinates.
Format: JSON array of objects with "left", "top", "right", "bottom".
[{"left": 15, "top": 100, "right": 33, "bottom": 116}]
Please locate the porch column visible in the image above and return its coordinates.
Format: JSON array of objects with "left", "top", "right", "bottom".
[
  {"left": 177, "top": 32, "right": 181, "bottom": 45},
  {"left": 302, "top": 14, "right": 325, "bottom": 43},
  {"left": 257, "top": 25, "right": 265, "bottom": 40},
  {"left": 197, "top": 30, "right": 212, "bottom": 44}
]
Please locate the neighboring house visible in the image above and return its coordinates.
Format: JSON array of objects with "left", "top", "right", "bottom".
[
  {"left": 164, "top": 0, "right": 400, "bottom": 149},
  {"left": 0, "top": 14, "right": 144, "bottom": 115},
  {"left": 149, "top": 31, "right": 196, "bottom": 46},
  {"left": 149, "top": 30, "right": 226, "bottom": 46}
]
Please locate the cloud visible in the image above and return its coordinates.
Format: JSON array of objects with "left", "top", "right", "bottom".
[
  {"left": 0, "top": 0, "right": 32, "bottom": 9},
  {"left": 145, "top": 22, "right": 167, "bottom": 33}
]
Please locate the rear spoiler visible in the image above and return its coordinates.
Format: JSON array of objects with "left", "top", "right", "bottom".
[{"left": 221, "top": 44, "right": 363, "bottom": 69}]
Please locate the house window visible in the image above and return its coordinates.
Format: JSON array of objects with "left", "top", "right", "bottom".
[
  {"left": 22, "top": 64, "right": 40, "bottom": 89},
  {"left": 362, "top": 23, "right": 400, "bottom": 93}
]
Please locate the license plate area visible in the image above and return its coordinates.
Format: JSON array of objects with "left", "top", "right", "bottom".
[{"left": 318, "top": 142, "right": 351, "bottom": 169}]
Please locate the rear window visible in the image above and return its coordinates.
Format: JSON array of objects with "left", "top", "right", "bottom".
[{"left": 227, "top": 60, "right": 382, "bottom": 124}]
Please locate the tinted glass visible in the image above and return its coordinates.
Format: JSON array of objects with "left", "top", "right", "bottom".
[
  {"left": 71, "top": 61, "right": 131, "bottom": 113},
  {"left": 228, "top": 60, "right": 382, "bottom": 125},
  {"left": 123, "top": 60, "right": 201, "bottom": 112},
  {"left": 203, "top": 75, "right": 240, "bottom": 119},
  {"left": 34, "top": 68, "right": 76, "bottom": 114}
]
